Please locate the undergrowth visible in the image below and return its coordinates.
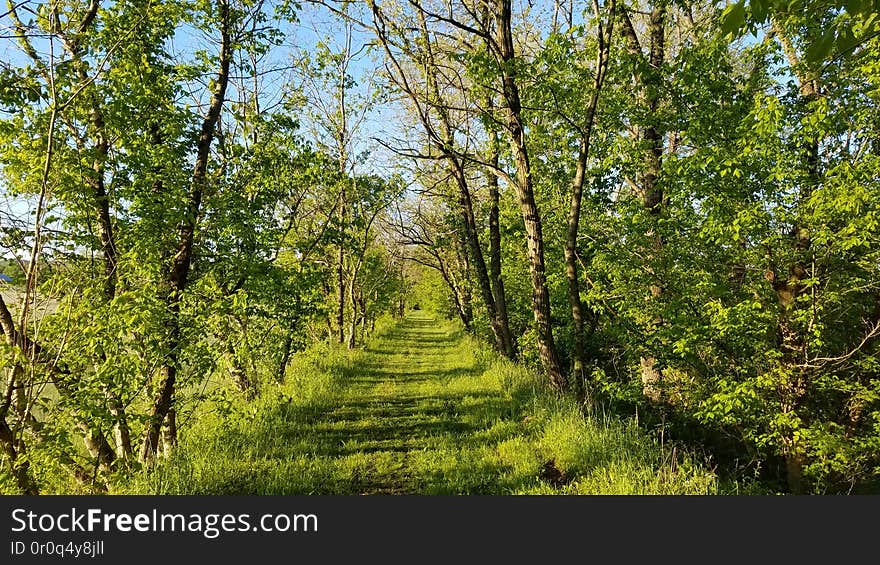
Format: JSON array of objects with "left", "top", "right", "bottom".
[{"left": 120, "top": 313, "right": 719, "bottom": 495}]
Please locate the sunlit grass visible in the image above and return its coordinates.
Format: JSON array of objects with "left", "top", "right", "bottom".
[{"left": 122, "top": 312, "right": 717, "bottom": 495}]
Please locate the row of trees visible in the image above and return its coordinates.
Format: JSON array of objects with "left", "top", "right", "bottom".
[
  {"left": 0, "top": 0, "right": 404, "bottom": 493},
  {"left": 369, "top": 0, "right": 880, "bottom": 493},
  {"left": 1, "top": 0, "right": 878, "bottom": 495}
]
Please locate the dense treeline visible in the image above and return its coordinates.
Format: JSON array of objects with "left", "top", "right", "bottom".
[
  {"left": 378, "top": 0, "right": 880, "bottom": 494},
  {"left": 0, "top": 0, "right": 406, "bottom": 493},
  {"left": 0, "top": 0, "right": 878, "bottom": 494}
]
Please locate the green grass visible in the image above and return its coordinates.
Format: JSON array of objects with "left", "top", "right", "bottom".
[{"left": 121, "top": 312, "right": 718, "bottom": 495}]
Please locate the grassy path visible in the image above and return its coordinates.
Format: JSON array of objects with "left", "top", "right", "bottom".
[
  {"left": 131, "top": 312, "right": 717, "bottom": 495},
  {"left": 298, "top": 312, "right": 519, "bottom": 494}
]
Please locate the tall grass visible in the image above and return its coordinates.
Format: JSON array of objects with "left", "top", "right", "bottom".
[{"left": 120, "top": 315, "right": 717, "bottom": 495}]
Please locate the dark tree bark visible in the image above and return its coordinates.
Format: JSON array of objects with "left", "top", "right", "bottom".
[
  {"left": 486, "top": 117, "right": 517, "bottom": 360},
  {"left": 450, "top": 157, "right": 515, "bottom": 357},
  {"left": 452, "top": 228, "right": 475, "bottom": 330},
  {"left": 495, "top": 0, "right": 567, "bottom": 391},
  {"left": 141, "top": 0, "right": 231, "bottom": 462},
  {"left": 337, "top": 188, "right": 347, "bottom": 345},
  {"left": 278, "top": 334, "right": 294, "bottom": 383},
  {"left": 562, "top": 0, "right": 615, "bottom": 400},
  {"left": 620, "top": 2, "right": 667, "bottom": 402}
]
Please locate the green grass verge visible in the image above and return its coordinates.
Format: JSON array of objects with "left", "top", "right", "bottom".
[{"left": 120, "top": 312, "right": 718, "bottom": 495}]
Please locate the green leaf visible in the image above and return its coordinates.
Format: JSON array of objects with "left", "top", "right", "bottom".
[
  {"left": 751, "top": 0, "right": 769, "bottom": 23},
  {"left": 720, "top": 2, "right": 748, "bottom": 37},
  {"left": 805, "top": 26, "right": 837, "bottom": 62}
]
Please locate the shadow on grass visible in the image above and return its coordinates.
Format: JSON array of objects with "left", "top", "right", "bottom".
[{"left": 161, "top": 314, "right": 542, "bottom": 495}]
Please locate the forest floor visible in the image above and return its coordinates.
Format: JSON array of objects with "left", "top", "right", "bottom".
[{"left": 126, "top": 312, "right": 717, "bottom": 495}]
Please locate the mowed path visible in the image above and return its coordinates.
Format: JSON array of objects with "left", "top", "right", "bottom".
[
  {"left": 139, "top": 311, "right": 716, "bottom": 495},
  {"left": 286, "top": 312, "right": 521, "bottom": 494},
  {"left": 152, "top": 311, "right": 542, "bottom": 495}
]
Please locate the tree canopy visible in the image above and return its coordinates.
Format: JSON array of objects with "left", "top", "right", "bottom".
[{"left": 1, "top": 0, "right": 879, "bottom": 495}]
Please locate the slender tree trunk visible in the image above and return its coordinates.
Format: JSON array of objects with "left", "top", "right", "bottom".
[
  {"left": 769, "top": 19, "right": 820, "bottom": 494},
  {"left": 640, "top": 5, "right": 667, "bottom": 402},
  {"left": 563, "top": 1, "right": 614, "bottom": 401},
  {"left": 621, "top": 2, "right": 667, "bottom": 401},
  {"left": 495, "top": 0, "right": 566, "bottom": 391},
  {"left": 453, "top": 239, "right": 475, "bottom": 330},
  {"left": 565, "top": 137, "right": 590, "bottom": 399},
  {"left": 83, "top": 424, "right": 117, "bottom": 469},
  {"left": 486, "top": 120, "right": 517, "bottom": 360},
  {"left": 438, "top": 258, "right": 471, "bottom": 329},
  {"left": 141, "top": 0, "right": 231, "bottom": 462},
  {"left": 346, "top": 206, "right": 379, "bottom": 349},
  {"left": 278, "top": 334, "right": 293, "bottom": 383},
  {"left": 227, "top": 338, "right": 254, "bottom": 399},
  {"left": 347, "top": 278, "right": 358, "bottom": 349},
  {"left": 449, "top": 159, "right": 513, "bottom": 357},
  {"left": 107, "top": 396, "right": 131, "bottom": 460},
  {"left": 337, "top": 187, "right": 346, "bottom": 345}
]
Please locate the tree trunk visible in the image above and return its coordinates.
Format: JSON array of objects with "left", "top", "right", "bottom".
[
  {"left": 443, "top": 259, "right": 472, "bottom": 329},
  {"left": 564, "top": 137, "right": 590, "bottom": 400},
  {"left": 0, "top": 419, "right": 37, "bottom": 494},
  {"left": 337, "top": 187, "right": 347, "bottom": 345},
  {"left": 140, "top": 0, "right": 231, "bottom": 462},
  {"left": 450, "top": 159, "right": 514, "bottom": 357},
  {"left": 563, "top": 2, "right": 614, "bottom": 401},
  {"left": 347, "top": 279, "right": 358, "bottom": 349},
  {"left": 640, "top": 4, "right": 667, "bottom": 402},
  {"left": 770, "top": 19, "right": 819, "bottom": 494},
  {"left": 83, "top": 423, "right": 117, "bottom": 471},
  {"left": 278, "top": 334, "right": 293, "bottom": 383},
  {"left": 227, "top": 338, "right": 254, "bottom": 399},
  {"left": 621, "top": 2, "right": 667, "bottom": 401},
  {"left": 108, "top": 395, "right": 131, "bottom": 461},
  {"left": 452, "top": 221, "right": 474, "bottom": 329},
  {"left": 784, "top": 437, "right": 806, "bottom": 495},
  {"left": 486, "top": 120, "right": 517, "bottom": 360},
  {"left": 495, "top": 0, "right": 566, "bottom": 391}
]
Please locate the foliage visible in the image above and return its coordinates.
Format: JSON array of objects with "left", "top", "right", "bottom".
[
  {"left": 1, "top": 0, "right": 878, "bottom": 495},
  {"left": 120, "top": 314, "right": 716, "bottom": 495}
]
